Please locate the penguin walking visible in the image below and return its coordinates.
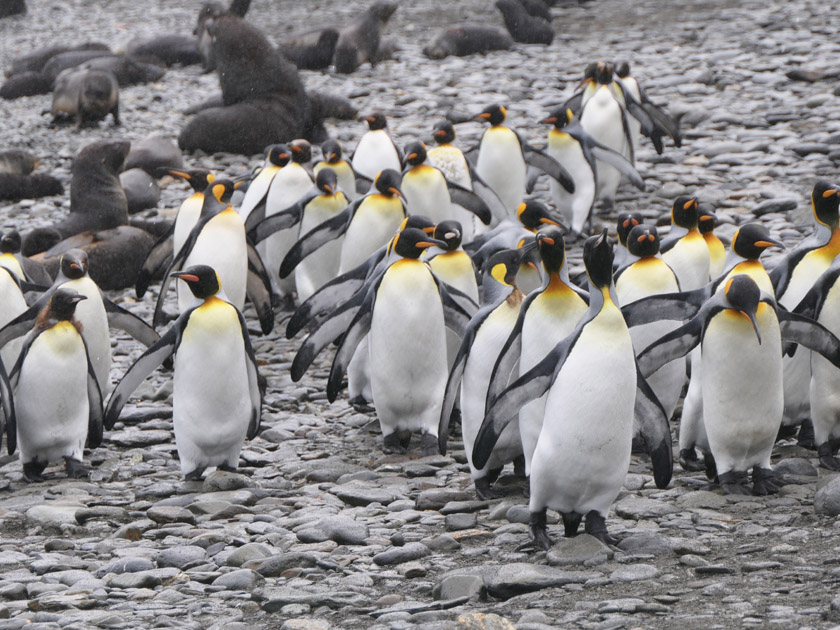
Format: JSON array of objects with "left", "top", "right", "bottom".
[
  {"left": 105, "top": 266, "right": 262, "bottom": 480},
  {"left": 660, "top": 196, "right": 710, "bottom": 291},
  {"left": 638, "top": 274, "right": 840, "bottom": 494},
  {"left": 474, "top": 231, "right": 672, "bottom": 548},
  {"left": 13, "top": 288, "right": 102, "bottom": 482},
  {"left": 314, "top": 139, "right": 360, "bottom": 201},
  {"left": 472, "top": 104, "right": 574, "bottom": 217},
  {"left": 540, "top": 107, "right": 644, "bottom": 236},
  {"left": 484, "top": 228, "right": 588, "bottom": 477},
  {"left": 351, "top": 112, "right": 402, "bottom": 180},
  {"left": 439, "top": 246, "right": 536, "bottom": 498}
]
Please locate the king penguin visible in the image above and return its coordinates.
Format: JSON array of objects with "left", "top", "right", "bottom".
[
  {"left": 351, "top": 112, "right": 402, "bottom": 180},
  {"left": 0, "top": 230, "right": 51, "bottom": 285},
  {"left": 237, "top": 144, "right": 290, "bottom": 222},
  {"left": 314, "top": 139, "right": 359, "bottom": 201},
  {"left": 697, "top": 206, "right": 728, "bottom": 278},
  {"left": 13, "top": 288, "right": 102, "bottom": 482},
  {"left": 661, "top": 196, "right": 710, "bottom": 291},
  {"left": 105, "top": 265, "right": 262, "bottom": 480},
  {"left": 614, "top": 211, "right": 643, "bottom": 271},
  {"left": 474, "top": 230, "right": 671, "bottom": 548}
]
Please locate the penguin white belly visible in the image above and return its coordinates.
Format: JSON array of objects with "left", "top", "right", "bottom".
[
  {"left": 429, "top": 251, "right": 479, "bottom": 368},
  {"left": 352, "top": 130, "right": 400, "bottom": 180},
  {"left": 238, "top": 166, "right": 279, "bottom": 221},
  {"left": 402, "top": 165, "right": 452, "bottom": 224},
  {"left": 661, "top": 232, "right": 710, "bottom": 291},
  {"left": 581, "top": 88, "right": 626, "bottom": 204},
  {"left": 702, "top": 306, "right": 782, "bottom": 474},
  {"left": 529, "top": 302, "right": 636, "bottom": 516},
  {"left": 427, "top": 145, "right": 478, "bottom": 240},
  {"left": 314, "top": 161, "right": 357, "bottom": 201},
  {"left": 262, "top": 165, "right": 313, "bottom": 297},
  {"left": 295, "top": 194, "right": 348, "bottom": 302},
  {"left": 369, "top": 260, "right": 447, "bottom": 436},
  {"left": 174, "top": 194, "right": 203, "bottom": 256},
  {"left": 460, "top": 302, "right": 522, "bottom": 478},
  {"left": 476, "top": 128, "right": 526, "bottom": 217},
  {"left": 679, "top": 348, "right": 708, "bottom": 453},
  {"left": 0, "top": 254, "right": 24, "bottom": 281},
  {"left": 16, "top": 324, "right": 89, "bottom": 464},
  {"left": 518, "top": 286, "right": 587, "bottom": 474},
  {"left": 0, "top": 271, "right": 27, "bottom": 369},
  {"left": 810, "top": 284, "right": 840, "bottom": 445},
  {"left": 338, "top": 198, "right": 405, "bottom": 274},
  {"left": 548, "top": 132, "right": 595, "bottom": 236},
  {"left": 184, "top": 211, "right": 247, "bottom": 311},
  {"left": 174, "top": 299, "right": 251, "bottom": 474},
  {"left": 61, "top": 276, "right": 111, "bottom": 392}
]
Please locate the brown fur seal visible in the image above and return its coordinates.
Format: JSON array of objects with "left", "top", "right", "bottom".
[
  {"left": 22, "top": 140, "right": 130, "bottom": 256},
  {"left": 333, "top": 1, "right": 397, "bottom": 74},
  {"left": 196, "top": 0, "right": 251, "bottom": 71},
  {"left": 124, "top": 34, "right": 203, "bottom": 67},
  {"left": 423, "top": 25, "right": 514, "bottom": 59},
  {"left": 496, "top": 0, "right": 554, "bottom": 45},
  {"left": 51, "top": 67, "right": 120, "bottom": 128},
  {"left": 0, "top": 149, "right": 37, "bottom": 175},
  {"left": 0, "top": 0, "right": 25, "bottom": 19},
  {"left": 78, "top": 56, "right": 165, "bottom": 86},
  {"left": 0, "top": 173, "right": 63, "bottom": 202},
  {"left": 41, "top": 50, "right": 114, "bottom": 83},
  {"left": 125, "top": 136, "right": 184, "bottom": 174},
  {"left": 0, "top": 71, "right": 53, "bottom": 99},
  {"left": 278, "top": 28, "right": 339, "bottom": 71},
  {"left": 520, "top": 0, "right": 552, "bottom": 21},
  {"left": 8, "top": 42, "right": 109, "bottom": 77}
]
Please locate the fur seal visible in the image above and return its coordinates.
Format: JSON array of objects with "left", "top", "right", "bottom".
[
  {"left": 22, "top": 140, "right": 130, "bottom": 256},
  {"left": 520, "top": 0, "right": 552, "bottom": 21},
  {"left": 124, "top": 34, "right": 203, "bottom": 67},
  {"left": 423, "top": 25, "right": 514, "bottom": 59},
  {"left": 496, "top": 0, "right": 554, "bottom": 45},
  {"left": 120, "top": 169, "right": 160, "bottom": 214},
  {"left": 196, "top": 0, "right": 251, "bottom": 71},
  {"left": 0, "top": 149, "right": 37, "bottom": 175},
  {"left": 8, "top": 42, "right": 109, "bottom": 77},
  {"left": 333, "top": 1, "right": 397, "bottom": 74},
  {"left": 51, "top": 67, "right": 120, "bottom": 128},
  {"left": 77, "top": 56, "right": 165, "bottom": 87},
  {"left": 125, "top": 136, "right": 184, "bottom": 174},
  {"left": 0, "top": 0, "right": 25, "bottom": 19},
  {"left": 0, "top": 72, "right": 53, "bottom": 99},
  {"left": 0, "top": 173, "right": 63, "bottom": 202},
  {"left": 279, "top": 28, "right": 339, "bottom": 71},
  {"left": 42, "top": 50, "right": 114, "bottom": 83}
]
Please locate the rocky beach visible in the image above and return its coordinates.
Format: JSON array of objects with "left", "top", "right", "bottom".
[{"left": 1, "top": 0, "right": 840, "bottom": 628}]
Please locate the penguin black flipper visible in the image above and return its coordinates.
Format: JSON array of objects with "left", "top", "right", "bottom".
[
  {"left": 234, "top": 308, "right": 262, "bottom": 439},
  {"left": 465, "top": 164, "right": 508, "bottom": 224},
  {"left": 355, "top": 173, "right": 373, "bottom": 195},
  {"left": 589, "top": 142, "right": 645, "bottom": 191},
  {"left": 278, "top": 201, "right": 358, "bottom": 279},
  {"left": 562, "top": 90, "right": 584, "bottom": 117},
  {"left": 640, "top": 98, "right": 682, "bottom": 147},
  {"left": 636, "top": 315, "right": 705, "bottom": 377},
  {"left": 245, "top": 243, "right": 274, "bottom": 334},
  {"left": 104, "top": 320, "right": 183, "bottom": 429},
  {"left": 777, "top": 308, "right": 840, "bottom": 369},
  {"left": 102, "top": 298, "right": 161, "bottom": 347},
  {"left": 446, "top": 181, "right": 492, "bottom": 225},
  {"left": 793, "top": 263, "right": 840, "bottom": 320},
  {"left": 0, "top": 295, "right": 49, "bottom": 353},
  {"left": 436, "top": 280, "right": 478, "bottom": 335},
  {"left": 473, "top": 330, "right": 582, "bottom": 470},
  {"left": 85, "top": 349, "right": 104, "bottom": 449},
  {"left": 243, "top": 196, "right": 269, "bottom": 229},
  {"left": 634, "top": 362, "right": 673, "bottom": 489},
  {"left": 485, "top": 292, "right": 539, "bottom": 409},
  {"left": 286, "top": 245, "right": 388, "bottom": 338},
  {"left": 0, "top": 359, "right": 15, "bottom": 455},
  {"left": 621, "top": 287, "right": 708, "bottom": 328},
  {"left": 136, "top": 226, "right": 175, "bottom": 298},
  {"left": 519, "top": 137, "right": 575, "bottom": 194},
  {"left": 247, "top": 203, "right": 304, "bottom": 244}
]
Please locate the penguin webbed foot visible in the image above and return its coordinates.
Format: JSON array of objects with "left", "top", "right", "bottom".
[
  {"left": 217, "top": 464, "right": 237, "bottom": 473},
  {"left": 349, "top": 396, "right": 375, "bottom": 414},
  {"left": 718, "top": 470, "right": 751, "bottom": 495},
  {"left": 703, "top": 451, "right": 718, "bottom": 482},
  {"left": 382, "top": 432, "right": 407, "bottom": 455},
  {"left": 679, "top": 448, "right": 706, "bottom": 472},
  {"left": 562, "top": 512, "right": 582, "bottom": 538},
  {"left": 796, "top": 419, "right": 816, "bottom": 450},
  {"left": 775, "top": 423, "right": 798, "bottom": 442},
  {"left": 419, "top": 433, "right": 438, "bottom": 458},
  {"left": 529, "top": 509, "right": 554, "bottom": 551},
  {"left": 474, "top": 476, "right": 502, "bottom": 500},
  {"left": 22, "top": 460, "right": 47, "bottom": 483},
  {"left": 752, "top": 467, "right": 781, "bottom": 496},
  {"left": 272, "top": 294, "right": 297, "bottom": 312},
  {"left": 184, "top": 467, "right": 206, "bottom": 481},
  {"left": 64, "top": 457, "right": 89, "bottom": 479},
  {"left": 584, "top": 510, "right": 617, "bottom": 546},
  {"left": 817, "top": 442, "right": 840, "bottom": 471}
]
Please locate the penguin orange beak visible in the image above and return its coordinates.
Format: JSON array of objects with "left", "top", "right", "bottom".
[
  {"left": 539, "top": 116, "right": 558, "bottom": 125},
  {"left": 362, "top": 115, "right": 376, "bottom": 124},
  {"left": 388, "top": 187, "right": 405, "bottom": 200},
  {"left": 416, "top": 238, "right": 448, "bottom": 249},
  {"left": 328, "top": 152, "right": 338, "bottom": 162},
  {"left": 475, "top": 112, "right": 491, "bottom": 122},
  {"left": 70, "top": 263, "right": 82, "bottom": 272},
  {"left": 540, "top": 236, "right": 556, "bottom": 246},
  {"left": 576, "top": 77, "right": 594, "bottom": 90},
  {"left": 433, "top": 130, "right": 446, "bottom": 138},
  {"left": 422, "top": 226, "right": 436, "bottom": 235},
  {"left": 755, "top": 238, "right": 785, "bottom": 250},
  {"left": 324, "top": 184, "right": 333, "bottom": 194},
  {"left": 171, "top": 271, "right": 199, "bottom": 283},
  {"left": 740, "top": 309, "right": 762, "bottom": 344},
  {"left": 407, "top": 152, "right": 418, "bottom": 161}
]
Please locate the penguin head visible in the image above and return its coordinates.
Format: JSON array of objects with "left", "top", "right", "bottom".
[
  {"left": 265, "top": 144, "right": 291, "bottom": 167},
  {"left": 485, "top": 246, "right": 535, "bottom": 288},
  {"left": 404, "top": 141, "right": 428, "bottom": 167},
  {"left": 205, "top": 179, "right": 240, "bottom": 204},
  {"left": 392, "top": 227, "right": 446, "bottom": 260},
  {"left": 47, "top": 288, "right": 87, "bottom": 322},
  {"left": 540, "top": 107, "right": 574, "bottom": 130},
  {"left": 171, "top": 265, "right": 221, "bottom": 300},
  {"left": 321, "top": 139, "right": 343, "bottom": 163},
  {"left": 536, "top": 227, "right": 566, "bottom": 274},
  {"left": 374, "top": 169, "right": 404, "bottom": 199},
  {"left": 731, "top": 223, "right": 785, "bottom": 260},
  {"left": 431, "top": 120, "right": 455, "bottom": 145},
  {"left": 475, "top": 104, "right": 507, "bottom": 126},
  {"left": 671, "top": 196, "right": 699, "bottom": 229},
  {"left": 626, "top": 225, "right": 660, "bottom": 258},
  {"left": 811, "top": 180, "right": 840, "bottom": 228},
  {"left": 362, "top": 112, "right": 388, "bottom": 131},
  {"left": 315, "top": 168, "right": 339, "bottom": 196},
  {"left": 158, "top": 168, "right": 215, "bottom": 193},
  {"left": 289, "top": 139, "right": 312, "bottom": 164},
  {"left": 616, "top": 211, "right": 643, "bottom": 246},
  {"left": 583, "top": 229, "right": 615, "bottom": 290},
  {"left": 517, "top": 201, "right": 566, "bottom": 232},
  {"left": 724, "top": 274, "right": 762, "bottom": 344},
  {"left": 60, "top": 249, "right": 88, "bottom": 280},
  {"left": 576, "top": 62, "right": 598, "bottom": 89},
  {"left": 594, "top": 61, "right": 615, "bottom": 85},
  {"left": 433, "top": 220, "right": 463, "bottom": 251},
  {"left": 696, "top": 205, "right": 718, "bottom": 235},
  {"left": 615, "top": 60, "right": 631, "bottom": 78},
  {"left": 0, "top": 230, "right": 21, "bottom": 254}
]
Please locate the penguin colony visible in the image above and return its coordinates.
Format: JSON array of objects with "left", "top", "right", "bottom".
[{"left": 2, "top": 14, "right": 840, "bottom": 554}]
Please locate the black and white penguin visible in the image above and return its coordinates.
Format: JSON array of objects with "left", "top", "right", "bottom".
[
  {"left": 697, "top": 206, "right": 728, "bottom": 279},
  {"left": 660, "top": 196, "right": 710, "bottom": 291},
  {"left": 351, "top": 112, "right": 402, "bottom": 180},
  {"left": 613, "top": 211, "right": 644, "bottom": 271},
  {"left": 105, "top": 265, "right": 262, "bottom": 480},
  {"left": 314, "top": 139, "right": 359, "bottom": 201}
]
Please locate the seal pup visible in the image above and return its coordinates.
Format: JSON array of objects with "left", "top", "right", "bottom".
[{"left": 333, "top": 1, "right": 397, "bottom": 74}]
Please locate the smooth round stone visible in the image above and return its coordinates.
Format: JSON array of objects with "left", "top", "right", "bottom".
[
  {"left": 609, "top": 564, "right": 659, "bottom": 582},
  {"left": 156, "top": 545, "right": 206, "bottom": 570},
  {"left": 211, "top": 569, "right": 264, "bottom": 590},
  {"left": 226, "top": 543, "right": 275, "bottom": 567},
  {"left": 547, "top": 534, "right": 613, "bottom": 566},
  {"left": 146, "top": 506, "right": 196, "bottom": 525},
  {"left": 26, "top": 504, "right": 82, "bottom": 528},
  {"left": 445, "top": 513, "right": 477, "bottom": 531},
  {"left": 202, "top": 470, "right": 253, "bottom": 492},
  {"left": 814, "top": 475, "right": 840, "bottom": 516},
  {"left": 505, "top": 505, "right": 530, "bottom": 524}
]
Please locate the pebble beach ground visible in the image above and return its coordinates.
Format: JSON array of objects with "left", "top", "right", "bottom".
[{"left": 1, "top": 1, "right": 840, "bottom": 629}]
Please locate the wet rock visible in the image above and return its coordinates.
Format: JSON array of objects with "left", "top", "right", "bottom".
[
  {"left": 752, "top": 198, "right": 798, "bottom": 216},
  {"left": 546, "top": 534, "right": 613, "bottom": 566},
  {"left": 415, "top": 489, "right": 473, "bottom": 511},
  {"left": 211, "top": 569, "right": 264, "bottom": 590},
  {"left": 226, "top": 543, "right": 275, "bottom": 567},
  {"left": 484, "top": 564, "right": 599, "bottom": 600},
  {"left": 373, "top": 542, "right": 430, "bottom": 566},
  {"left": 296, "top": 516, "right": 369, "bottom": 545},
  {"left": 445, "top": 513, "right": 477, "bottom": 531},
  {"left": 252, "top": 552, "right": 317, "bottom": 577},
  {"left": 202, "top": 470, "right": 253, "bottom": 492},
  {"left": 156, "top": 545, "right": 206, "bottom": 570},
  {"left": 613, "top": 496, "right": 678, "bottom": 519},
  {"left": 332, "top": 483, "right": 406, "bottom": 507},
  {"left": 433, "top": 574, "right": 483, "bottom": 601},
  {"left": 618, "top": 533, "right": 673, "bottom": 556},
  {"left": 814, "top": 475, "right": 840, "bottom": 516},
  {"left": 146, "top": 506, "right": 196, "bottom": 525},
  {"left": 610, "top": 564, "right": 659, "bottom": 582}
]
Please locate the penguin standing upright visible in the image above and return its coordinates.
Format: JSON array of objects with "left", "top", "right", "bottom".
[
  {"left": 660, "top": 196, "right": 710, "bottom": 291},
  {"left": 0, "top": 261, "right": 28, "bottom": 370},
  {"left": 540, "top": 107, "right": 644, "bottom": 236},
  {"left": 351, "top": 112, "right": 402, "bottom": 180},
  {"left": 473, "top": 104, "right": 574, "bottom": 217},
  {"left": 314, "top": 139, "right": 359, "bottom": 201},
  {"left": 105, "top": 265, "right": 262, "bottom": 480},
  {"left": 13, "top": 288, "right": 102, "bottom": 482},
  {"left": 474, "top": 230, "right": 671, "bottom": 548},
  {"left": 237, "top": 144, "right": 290, "bottom": 221},
  {"left": 638, "top": 274, "right": 840, "bottom": 494},
  {"left": 0, "top": 230, "right": 51, "bottom": 285},
  {"left": 697, "top": 206, "right": 728, "bottom": 278},
  {"left": 613, "top": 211, "right": 643, "bottom": 271}
]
